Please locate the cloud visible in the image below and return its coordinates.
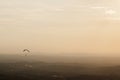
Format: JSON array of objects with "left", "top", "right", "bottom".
[
  {"left": 90, "top": 6, "right": 107, "bottom": 9},
  {"left": 90, "top": 6, "right": 117, "bottom": 16},
  {"left": 105, "top": 9, "right": 116, "bottom": 15}
]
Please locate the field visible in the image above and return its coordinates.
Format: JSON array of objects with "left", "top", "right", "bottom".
[{"left": 0, "top": 61, "right": 120, "bottom": 80}]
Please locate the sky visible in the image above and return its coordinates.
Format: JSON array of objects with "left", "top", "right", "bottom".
[{"left": 0, "top": 0, "right": 120, "bottom": 56}]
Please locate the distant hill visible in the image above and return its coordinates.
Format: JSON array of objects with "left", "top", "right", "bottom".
[{"left": 0, "top": 54, "right": 120, "bottom": 67}]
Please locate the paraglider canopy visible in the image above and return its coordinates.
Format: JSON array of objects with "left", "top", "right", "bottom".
[
  {"left": 23, "top": 49, "right": 30, "bottom": 53},
  {"left": 23, "top": 49, "right": 30, "bottom": 56}
]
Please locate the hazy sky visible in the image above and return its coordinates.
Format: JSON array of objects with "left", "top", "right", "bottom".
[{"left": 0, "top": 0, "right": 120, "bottom": 56}]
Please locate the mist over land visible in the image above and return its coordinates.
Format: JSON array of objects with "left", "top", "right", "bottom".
[
  {"left": 1, "top": 53, "right": 120, "bottom": 66},
  {"left": 1, "top": 54, "right": 120, "bottom": 80}
]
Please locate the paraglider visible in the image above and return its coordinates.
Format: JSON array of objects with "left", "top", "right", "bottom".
[{"left": 23, "top": 49, "right": 30, "bottom": 56}]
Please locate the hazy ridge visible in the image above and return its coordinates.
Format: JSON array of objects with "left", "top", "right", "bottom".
[{"left": 1, "top": 53, "right": 120, "bottom": 67}]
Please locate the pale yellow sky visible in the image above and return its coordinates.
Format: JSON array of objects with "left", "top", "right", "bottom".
[{"left": 0, "top": 0, "right": 120, "bottom": 56}]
